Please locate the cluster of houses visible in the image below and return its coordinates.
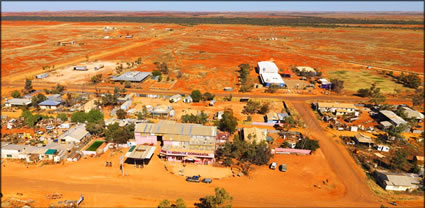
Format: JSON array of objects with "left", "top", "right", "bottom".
[
  {"left": 5, "top": 93, "right": 64, "bottom": 110},
  {"left": 1, "top": 124, "right": 90, "bottom": 163}
]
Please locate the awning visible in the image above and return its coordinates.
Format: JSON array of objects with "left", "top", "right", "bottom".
[{"left": 185, "top": 155, "right": 197, "bottom": 160}]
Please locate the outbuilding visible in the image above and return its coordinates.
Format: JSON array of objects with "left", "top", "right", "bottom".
[
  {"left": 4, "top": 98, "right": 32, "bottom": 107},
  {"left": 36, "top": 73, "right": 49, "bottom": 79},
  {"left": 39, "top": 100, "right": 62, "bottom": 110},
  {"left": 183, "top": 95, "right": 193, "bottom": 103},
  {"left": 73, "top": 66, "right": 88, "bottom": 71},
  {"left": 170, "top": 94, "right": 182, "bottom": 103},
  {"left": 374, "top": 170, "right": 421, "bottom": 192}
]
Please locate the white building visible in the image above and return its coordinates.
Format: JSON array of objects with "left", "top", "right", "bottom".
[
  {"left": 317, "top": 102, "right": 358, "bottom": 116},
  {"left": 401, "top": 107, "right": 424, "bottom": 122},
  {"left": 4, "top": 98, "right": 32, "bottom": 107},
  {"left": 260, "top": 73, "right": 285, "bottom": 87},
  {"left": 58, "top": 124, "right": 90, "bottom": 144},
  {"left": 170, "top": 94, "right": 182, "bottom": 103},
  {"left": 1, "top": 143, "right": 27, "bottom": 159},
  {"left": 375, "top": 170, "right": 421, "bottom": 192},
  {"left": 257, "top": 61, "right": 279, "bottom": 74},
  {"left": 296, "top": 66, "right": 316, "bottom": 74},
  {"left": 183, "top": 95, "right": 193, "bottom": 103}
]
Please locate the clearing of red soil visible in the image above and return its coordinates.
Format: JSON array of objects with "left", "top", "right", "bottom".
[{"left": 2, "top": 20, "right": 423, "bottom": 93}]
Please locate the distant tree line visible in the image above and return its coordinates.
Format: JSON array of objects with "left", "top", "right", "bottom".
[{"left": 3, "top": 16, "right": 423, "bottom": 29}]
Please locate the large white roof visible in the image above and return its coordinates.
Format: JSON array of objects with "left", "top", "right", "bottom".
[
  {"left": 257, "top": 61, "right": 279, "bottom": 74},
  {"left": 260, "top": 73, "right": 285, "bottom": 84}
]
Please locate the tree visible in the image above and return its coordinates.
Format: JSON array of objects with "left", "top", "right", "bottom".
[
  {"left": 330, "top": 79, "right": 344, "bottom": 93},
  {"left": 218, "top": 110, "right": 238, "bottom": 134},
  {"left": 265, "top": 85, "right": 279, "bottom": 93},
  {"left": 124, "top": 81, "right": 131, "bottom": 88},
  {"left": 195, "top": 187, "right": 233, "bottom": 208},
  {"left": 116, "top": 109, "right": 127, "bottom": 119},
  {"left": 403, "top": 74, "right": 421, "bottom": 89},
  {"left": 152, "top": 70, "right": 162, "bottom": 77},
  {"left": 71, "top": 111, "right": 88, "bottom": 123},
  {"left": 412, "top": 88, "right": 424, "bottom": 107},
  {"left": 24, "top": 79, "right": 33, "bottom": 93},
  {"left": 243, "top": 100, "right": 260, "bottom": 114},
  {"left": 86, "top": 120, "right": 105, "bottom": 136},
  {"left": 105, "top": 122, "right": 135, "bottom": 144},
  {"left": 258, "top": 103, "right": 270, "bottom": 114},
  {"left": 87, "top": 109, "right": 104, "bottom": 123},
  {"left": 158, "top": 200, "right": 171, "bottom": 208},
  {"left": 202, "top": 92, "right": 215, "bottom": 101},
  {"left": 31, "top": 93, "right": 47, "bottom": 106},
  {"left": 57, "top": 113, "right": 68, "bottom": 122},
  {"left": 11, "top": 90, "right": 21, "bottom": 98},
  {"left": 176, "top": 199, "right": 186, "bottom": 208},
  {"left": 191, "top": 90, "right": 202, "bottom": 102},
  {"left": 391, "top": 149, "right": 408, "bottom": 170},
  {"left": 385, "top": 124, "right": 408, "bottom": 138},
  {"left": 368, "top": 83, "right": 386, "bottom": 105},
  {"left": 91, "top": 74, "right": 102, "bottom": 84},
  {"left": 296, "top": 137, "right": 319, "bottom": 152},
  {"left": 136, "top": 57, "right": 142, "bottom": 64},
  {"left": 51, "top": 84, "right": 65, "bottom": 94},
  {"left": 356, "top": 88, "right": 370, "bottom": 97}
]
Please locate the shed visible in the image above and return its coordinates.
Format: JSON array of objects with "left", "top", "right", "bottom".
[
  {"left": 120, "top": 100, "right": 132, "bottom": 110},
  {"left": 4, "top": 98, "right": 32, "bottom": 107},
  {"left": 39, "top": 100, "right": 62, "bottom": 110},
  {"left": 374, "top": 170, "right": 421, "bottom": 192},
  {"left": 73, "top": 66, "right": 88, "bottom": 71},
  {"left": 209, "top": 100, "right": 216, "bottom": 106},
  {"left": 112, "top": 71, "right": 150, "bottom": 82},
  {"left": 36, "top": 73, "right": 49, "bottom": 79},
  {"left": 170, "top": 94, "right": 182, "bottom": 103},
  {"left": 353, "top": 133, "right": 375, "bottom": 145},
  {"left": 183, "top": 95, "right": 193, "bottom": 103},
  {"left": 257, "top": 61, "right": 279, "bottom": 74}
]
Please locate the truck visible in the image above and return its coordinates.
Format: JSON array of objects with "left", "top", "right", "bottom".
[
  {"left": 186, "top": 175, "right": 201, "bottom": 183},
  {"left": 279, "top": 164, "right": 287, "bottom": 172},
  {"left": 269, "top": 162, "right": 277, "bottom": 170}
]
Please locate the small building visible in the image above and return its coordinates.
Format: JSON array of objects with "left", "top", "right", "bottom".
[
  {"left": 257, "top": 61, "right": 279, "bottom": 74},
  {"left": 58, "top": 124, "right": 90, "bottom": 144},
  {"left": 352, "top": 133, "right": 375, "bottom": 145},
  {"left": 73, "top": 66, "right": 88, "bottom": 71},
  {"left": 1, "top": 143, "right": 27, "bottom": 159},
  {"left": 317, "top": 102, "right": 357, "bottom": 116},
  {"left": 4, "top": 98, "right": 32, "bottom": 107},
  {"left": 376, "top": 145, "right": 390, "bottom": 152},
  {"left": 170, "top": 94, "right": 182, "bottom": 103},
  {"left": 350, "top": 126, "right": 358, "bottom": 132},
  {"left": 265, "top": 112, "right": 289, "bottom": 123},
  {"left": 374, "top": 170, "right": 421, "bottom": 192},
  {"left": 318, "top": 78, "right": 332, "bottom": 89},
  {"left": 224, "top": 87, "right": 233, "bottom": 91},
  {"left": 215, "top": 111, "right": 224, "bottom": 120},
  {"left": 125, "top": 35, "right": 133, "bottom": 38},
  {"left": 183, "top": 95, "right": 193, "bottom": 103},
  {"left": 379, "top": 121, "right": 392, "bottom": 130},
  {"left": 151, "top": 105, "right": 175, "bottom": 117},
  {"left": 241, "top": 127, "right": 268, "bottom": 144},
  {"left": 209, "top": 100, "right": 216, "bottom": 106},
  {"left": 295, "top": 66, "right": 316, "bottom": 74},
  {"left": 118, "top": 93, "right": 135, "bottom": 103},
  {"left": 401, "top": 107, "right": 424, "bottom": 122},
  {"left": 111, "top": 71, "right": 150, "bottom": 82},
  {"left": 281, "top": 70, "right": 294, "bottom": 78},
  {"left": 125, "top": 145, "right": 156, "bottom": 165},
  {"left": 83, "top": 99, "right": 99, "bottom": 113},
  {"left": 120, "top": 100, "right": 132, "bottom": 110},
  {"left": 36, "top": 73, "right": 49, "bottom": 79},
  {"left": 240, "top": 97, "right": 250, "bottom": 102},
  {"left": 260, "top": 73, "right": 285, "bottom": 87},
  {"left": 39, "top": 100, "right": 62, "bottom": 110}
]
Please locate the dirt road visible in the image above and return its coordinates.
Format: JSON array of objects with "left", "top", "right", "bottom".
[{"left": 291, "top": 101, "right": 377, "bottom": 204}]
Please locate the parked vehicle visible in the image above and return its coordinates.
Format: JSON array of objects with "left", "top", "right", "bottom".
[
  {"left": 202, "top": 178, "right": 212, "bottom": 183},
  {"left": 46, "top": 125, "right": 55, "bottom": 130},
  {"left": 269, "top": 162, "right": 277, "bottom": 170},
  {"left": 279, "top": 164, "right": 287, "bottom": 172},
  {"left": 186, "top": 175, "right": 201, "bottom": 183}
]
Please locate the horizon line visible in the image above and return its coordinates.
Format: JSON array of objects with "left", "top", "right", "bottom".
[{"left": 4, "top": 10, "right": 424, "bottom": 13}]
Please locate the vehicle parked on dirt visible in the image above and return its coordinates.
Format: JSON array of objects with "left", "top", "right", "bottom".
[
  {"left": 279, "top": 164, "right": 287, "bottom": 172},
  {"left": 269, "top": 162, "right": 277, "bottom": 170},
  {"left": 202, "top": 178, "right": 212, "bottom": 183},
  {"left": 186, "top": 175, "right": 201, "bottom": 183}
]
